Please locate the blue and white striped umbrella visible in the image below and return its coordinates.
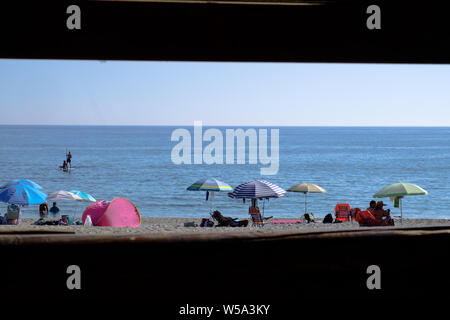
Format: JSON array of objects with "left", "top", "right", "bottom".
[{"left": 228, "top": 180, "right": 286, "bottom": 199}]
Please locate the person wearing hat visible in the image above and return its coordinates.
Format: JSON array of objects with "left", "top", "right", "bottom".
[{"left": 373, "top": 200, "right": 394, "bottom": 225}]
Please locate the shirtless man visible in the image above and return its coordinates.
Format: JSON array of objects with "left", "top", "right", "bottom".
[
  {"left": 367, "top": 200, "right": 377, "bottom": 213},
  {"left": 66, "top": 151, "right": 72, "bottom": 168}
]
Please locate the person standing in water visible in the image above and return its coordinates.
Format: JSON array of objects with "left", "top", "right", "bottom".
[
  {"left": 49, "top": 202, "right": 60, "bottom": 218},
  {"left": 66, "top": 151, "right": 72, "bottom": 168}
]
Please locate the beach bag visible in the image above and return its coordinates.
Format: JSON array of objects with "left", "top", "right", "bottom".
[
  {"left": 303, "top": 213, "right": 315, "bottom": 223},
  {"left": 184, "top": 221, "right": 198, "bottom": 227},
  {"left": 84, "top": 215, "right": 93, "bottom": 226},
  {"left": 323, "top": 213, "right": 333, "bottom": 223},
  {"left": 200, "top": 218, "right": 214, "bottom": 227}
]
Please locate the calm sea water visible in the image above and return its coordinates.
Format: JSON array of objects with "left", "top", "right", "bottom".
[{"left": 0, "top": 125, "right": 449, "bottom": 219}]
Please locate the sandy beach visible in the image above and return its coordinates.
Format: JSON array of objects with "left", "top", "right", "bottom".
[{"left": 1, "top": 217, "right": 450, "bottom": 236}]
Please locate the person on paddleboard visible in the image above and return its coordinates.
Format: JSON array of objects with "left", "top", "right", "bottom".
[
  {"left": 66, "top": 151, "right": 72, "bottom": 168},
  {"left": 60, "top": 160, "right": 68, "bottom": 170}
]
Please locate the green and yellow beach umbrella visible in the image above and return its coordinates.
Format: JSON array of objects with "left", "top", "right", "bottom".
[
  {"left": 187, "top": 178, "right": 233, "bottom": 215},
  {"left": 373, "top": 182, "right": 428, "bottom": 223},
  {"left": 287, "top": 183, "right": 327, "bottom": 215}
]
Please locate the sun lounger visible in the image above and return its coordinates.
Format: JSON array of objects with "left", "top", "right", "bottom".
[{"left": 356, "top": 210, "right": 394, "bottom": 227}]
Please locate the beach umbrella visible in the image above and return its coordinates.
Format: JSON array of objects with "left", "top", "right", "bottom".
[
  {"left": 187, "top": 178, "right": 233, "bottom": 215},
  {"left": 0, "top": 179, "right": 43, "bottom": 190},
  {"left": 373, "top": 182, "right": 428, "bottom": 223},
  {"left": 47, "top": 191, "right": 83, "bottom": 219},
  {"left": 0, "top": 180, "right": 47, "bottom": 205},
  {"left": 228, "top": 180, "right": 286, "bottom": 199},
  {"left": 69, "top": 190, "right": 96, "bottom": 219},
  {"left": 47, "top": 190, "right": 83, "bottom": 201},
  {"left": 287, "top": 183, "right": 327, "bottom": 215},
  {"left": 69, "top": 190, "right": 96, "bottom": 202},
  {"left": 228, "top": 180, "right": 286, "bottom": 217}
]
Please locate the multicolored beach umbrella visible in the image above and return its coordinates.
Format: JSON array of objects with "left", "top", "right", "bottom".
[
  {"left": 187, "top": 178, "right": 233, "bottom": 192},
  {"left": 373, "top": 182, "right": 428, "bottom": 223},
  {"left": 69, "top": 190, "right": 97, "bottom": 202},
  {"left": 228, "top": 180, "right": 286, "bottom": 217},
  {"left": 287, "top": 183, "right": 327, "bottom": 215},
  {"left": 0, "top": 179, "right": 47, "bottom": 205},
  {"left": 187, "top": 178, "right": 233, "bottom": 215}
]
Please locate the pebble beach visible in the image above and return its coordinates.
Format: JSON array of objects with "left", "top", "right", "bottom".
[{"left": 1, "top": 217, "right": 450, "bottom": 236}]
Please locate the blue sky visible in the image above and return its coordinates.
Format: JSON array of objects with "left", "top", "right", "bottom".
[{"left": 1, "top": 59, "right": 449, "bottom": 126}]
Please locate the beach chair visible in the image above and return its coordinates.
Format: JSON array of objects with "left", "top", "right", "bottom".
[
  {"left": 334, "top": 203, "right": 351, "bottom": 222},
  {"left": 249, "top": 212, "right": 265, "bottom": 227},
  {"left": 5, "top": 204, "right": 21, "bottom": 225}
]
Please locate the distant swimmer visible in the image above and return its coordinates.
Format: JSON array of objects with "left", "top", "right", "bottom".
[{"left": 66, "top": 151, "right": 72, "bottom": 168}]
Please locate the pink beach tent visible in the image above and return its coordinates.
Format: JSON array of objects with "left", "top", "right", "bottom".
[{"left": 82, "top": 198, "right": 141, "bottom": 227}]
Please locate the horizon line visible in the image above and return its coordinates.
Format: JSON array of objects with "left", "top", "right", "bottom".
[{"left": 1, "top": 124, "right": 450, "bottom": 127}]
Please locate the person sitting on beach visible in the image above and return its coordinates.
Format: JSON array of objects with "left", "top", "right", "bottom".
[
  {"left": 39, "top": 201, "right": 48, "bottom": 219},
  {"left": 373, "top": 201, "right": 394, "bottom": 226},
  {"left": 248, "top": 199, "right": 273, "bottom": 220},
  {"left": 249, "top": 200, "right": 260, "bottom": 215},
  {"left": 212, "top": 210, "right": 248, "bottom": 227},
  {"left": 367, "top": 200, "right": 377, "bottom": 213},
  {"left": 1, "top": 204, "right": 22, "bottom": 225},
  {"left": 49, "top": 202, "right": 60, "bottom": 218}
]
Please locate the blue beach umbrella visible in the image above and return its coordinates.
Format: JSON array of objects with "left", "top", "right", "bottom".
[
  {"left": 0, "top": 180, "right": 47, "bottom": 206},
  {"left": 187, "top": 178, "right": 233, "bottom": 215},
  {"left": 0, "top": 179, "right": 43, "bottom": 190},
  {"left": 228, "top": 180, "right": 286, "bottom": 217},
  {"left": 69, "top": 190, "right": 97, "bottom": 202}
]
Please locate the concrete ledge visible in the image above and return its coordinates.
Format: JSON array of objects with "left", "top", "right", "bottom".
[
  {"left": 1, "top": 226, "right": 449, "bottom": 299},
  {"left": 1, "top": 225, "right": 449, "bottom": 246}
]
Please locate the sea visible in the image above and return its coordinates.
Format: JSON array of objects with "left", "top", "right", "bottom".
[{"left": 1, "top": 125, "right": 449, "bottom": 219}]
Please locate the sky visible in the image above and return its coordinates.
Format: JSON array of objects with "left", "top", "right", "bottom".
[{"left": 0, "top": 59, "right": 449, "bottom": 126}]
